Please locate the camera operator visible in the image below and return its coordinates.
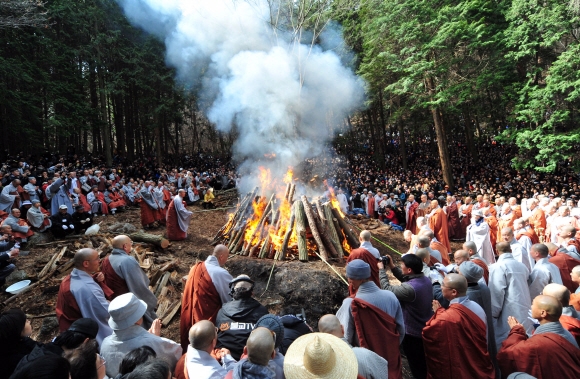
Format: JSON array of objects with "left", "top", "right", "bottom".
[{"left": 378, "top": 253, "right": 433, "bottom": 379}]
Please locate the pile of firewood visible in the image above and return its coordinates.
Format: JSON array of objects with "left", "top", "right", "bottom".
[
  {"left": 212, "top": 185, "right": 360, "bottom": 262},
  {"left": 2, "top": 232, "right": 181, "bottom": 327}
]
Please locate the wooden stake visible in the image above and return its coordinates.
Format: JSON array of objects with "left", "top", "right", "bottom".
[
  {"left": 288, "top": 184, "right": 296, "bottom": 203},
  {"left": 128, "top": 232, "right": 169, "bottom": 249},
  {"left": 294, "top": 200, "right": 309, "bottom": 262},
  {"left": 331, "top": 207, "right": 359, "bottom": 249},
  {"left": 243, "top": 194, "right": 275, "bottom": 255},
  {"left": 300, "top": 196, "right": 329, "bottom": 261},
  {"left": 323, "top": 203, "right": 344, "bottom": 258},
  {"left": 277, "top": 205, "right": 296, "bottom": 260}
]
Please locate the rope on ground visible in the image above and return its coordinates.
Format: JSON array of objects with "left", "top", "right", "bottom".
[
  {"left": 259, "top": 261, "right": 278, "bottom": 298},
  {"left": 346, "top": 219, "right": 403, "bottom": 256},
  {"left": 313, "top": 251, "right": 349, "bottom": 286},
  {"left": 190, "top": 206, "right": 236, "bottom": 213}
]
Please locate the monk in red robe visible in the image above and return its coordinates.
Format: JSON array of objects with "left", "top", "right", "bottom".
[
  {"left": 423, "top": 274, "right": 494, "bottom": 379},
  {"left": 405, "top": 195, "right": 419, "bottom": 234},
  {"left": 546, "top": 242, "right": 580, "bottom": 293},
  {"left": 527, "top": 199, "right": 546, "bottom": 240},
  {"left": 428, "top": 200, "right": 451, "bottom": 253},
  {"left": 445, "top": 196, "right": 463, "bottom": 240},
  {"left": 459, "top": 197, "right": 473, "bottom": 233},
  {"left": 346, "top": 247, "right": 380, "bottom": 296},
  {"left": 166, "top": 190, "right": 193, "bottom": 241},
  {"left": 180, "top": 245, "right": 233, "bottom": 352},
  {"left": 497, "top": 295, "right": 580, "bottom": 379}
]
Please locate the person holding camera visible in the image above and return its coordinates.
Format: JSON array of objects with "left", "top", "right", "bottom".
[{"left": 379, "top": 253, "right": 433, "bottom": 379}]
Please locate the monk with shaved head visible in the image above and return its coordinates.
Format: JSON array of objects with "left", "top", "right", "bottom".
[
  {"left": 184, "top": 320, "right": 235, "bottom": 377},
  {"left": 542, "top": 283, "right": 580, "bottom": 346},
  {"left": 427, "top": 199, "right": 451, "bottom": 253},
  {"left": 422, "top": 274, "right": 494, "bottom": 378},
  {"left": 498, "top": 295, "right": 580, "bottom": 378},
  {"left": 56, "top": 248, "right": 113, "bottom": 344},
  {"left": 180, "top": 244, "right": 233, "bottom": 352}
]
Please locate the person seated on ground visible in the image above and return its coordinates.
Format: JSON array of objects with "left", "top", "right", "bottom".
[
  {"left": 253, "top": 314, "right": 285, "bottom": 379},
  {"left": 283, "top": 333, "right": 358, "bottom": 379},
  {"left": 0, "top": 237, "right": 19, "bottom": 287},
  {"left": 202, "top": 187, "right": 215, "bottom": 209},
  {"left": 1, "top": 208, "right": 33, "bottom": 244},
  {"left": 8, "top": 354, "right": 71, "bottom": 379},
  {"left": 115, "top": 346, "right": 157, "bottom": 379},
  {"left": 497, "top": 295, "right": 580, "bottom": 378},
  {"left": 50, "top": 204, "right": 75, "bottom": 239},
  {"left": 215, "top": 275, "right": 269, "bottom": 361},
  {"left": 104, "top": 184, "right": 126, "bottom": 215},
  {"left": 19, "top": 200, "right": 32, "bottom": 219},
  {"left": 100, "top": 293, "right": 181, "bottom": 378},
  {"left": 318, "top": 314, "right": 388, "bottom": 379},
  {"left": 180, "top": 320, "right": 236, "bottom": 379},
  {"left": 224, "top": 327, "right": 276, "bottom": 379},
  {"left": 72, "top": 205, "right": 93, "bottom": 233},
  {"left": 26, "top": 199, "right": 51, "bottom": 232},
  {"left": 278, "top": 314, "right": 312, "bottom": 356},
  {"left": 125, "top": 359, "right": 172, "bottom": 379},
  {"left": 0, "top": 309, "right": 37, "bottom": 379},
  {"left": 64, "top": 339, "right": 106, "bottom": 379},
  {"left": 87, "top": 186, "right": 109, "bottom": 216}
]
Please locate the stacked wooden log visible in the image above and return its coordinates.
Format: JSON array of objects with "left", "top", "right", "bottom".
[{"left": 212, "top": 187, "right": 359, "bottom": 262}]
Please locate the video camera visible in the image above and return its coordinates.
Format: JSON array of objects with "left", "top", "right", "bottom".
[{"left": 378, "top": 255, "right": 391, "bottom": 266}]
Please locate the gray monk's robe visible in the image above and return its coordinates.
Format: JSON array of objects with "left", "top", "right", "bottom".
[
  {"left": 153, "top": 187, "right": 166, "bottom": 209},
  {"left": 489, "top": 253, "right": 532, "bottom": 351},
  {"left": 101, "top": 324, "right": 181, "bottom": 378},
  {"left": 69, "top": 268, "right": 113, "bottom": 345},
  {"left": 2, "top": 214, "right": 30, "bottom": 236},
  {"left": 0, "top": 184, "right": 19, "bottom": 212},
  {"left": 139, "top": 187, "right": 159, "bottom": 210},
  {"left": 173, "top": 194, "right": 193, "bottom": 234},
  {"left": 107, "top": 248, "right": 158, "bottom": 325},
  {"left": 47, "top": 179, "right": 73, "bottom": 215},
  {"left": 23, "top": 183, "right": 41, "bottom": 203},
  {"left": 27, "top": 206, "right": 51, "bottom": 232}
]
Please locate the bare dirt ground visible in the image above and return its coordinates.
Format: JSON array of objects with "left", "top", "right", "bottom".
[{"left": 0, "top": 200, "right": 461, "bottom": 378}]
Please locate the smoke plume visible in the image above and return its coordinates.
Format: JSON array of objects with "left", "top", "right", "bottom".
[{"left": 117, "top": 0, "right": 365, "bottom": 193}]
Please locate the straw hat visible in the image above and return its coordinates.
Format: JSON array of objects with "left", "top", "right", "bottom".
[{"left": 283, "top": 333, "right": 358, "bottom": 379}]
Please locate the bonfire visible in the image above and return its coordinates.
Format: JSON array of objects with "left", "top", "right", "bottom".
[{"left": 212, "top": 168, "right": 359, "bottom": 262}]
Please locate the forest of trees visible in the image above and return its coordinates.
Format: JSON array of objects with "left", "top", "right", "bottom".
[{"left": 0, "top": 0, "right": 579, "bottom": 176}]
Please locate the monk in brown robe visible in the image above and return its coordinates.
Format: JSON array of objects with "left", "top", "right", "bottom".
[
  {"left": 405, "top": 195, "right": 419, "bottom": 234},
  {"left": 497, "top": 295, "right": 580, "bottom": 379},
  {"left": 459, "top": 197, "right": 473, "bottom": 233},
  {"left": 180, "top": 244, "right": 233, "bottom": 352},
  {"left": 423, "top": 274, "right": 494, "bottom": 379},
  {"left": 346, "top": 232, "right": 381, "bottom": 296},
  {"left": 445, "top": 196, "right": 463, "bottom": 241},
  {"left": 528, "top": 199, "right": 546, "bottom": 240},
  {"left": 571, "top": 266, "right": 580, "bottom": 311},
  {"left": 428, "top": 200, "right": 451, "bottom": 253}
]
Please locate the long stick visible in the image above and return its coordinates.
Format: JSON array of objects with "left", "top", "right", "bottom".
[
  {"left": 301, "top": 196, "right": 329, "bottom": 261},
  {"left": 294, "top": 200, "right": 309, "bottom": 262},
  {"left": 323, "top": 203, "right": 344, "bottom": 258},
  {"left": 331, "top": 207, "right": 359, "bottom": 248},
  {"left": 277, "top": 205, "right": 296, "bottom": 260}
]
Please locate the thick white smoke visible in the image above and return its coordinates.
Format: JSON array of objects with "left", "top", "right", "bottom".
[{"left": 117, "top": 0, "right": 365, "bottom": 193}]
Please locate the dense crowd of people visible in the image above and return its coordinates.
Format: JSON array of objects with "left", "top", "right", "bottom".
[{"left": 1, "top": 139, "right": 580, "bottom": 379}]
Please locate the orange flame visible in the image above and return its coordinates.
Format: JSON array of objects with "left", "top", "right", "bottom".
[
  {"left": 283, "top": 168, "right": 293, "bottom": 184},
  {"left": 324, "top": 179, "right": 345, "bottom": 218},
  {"left": 341, "top": 230, "right": 351, "bottom": 253}
]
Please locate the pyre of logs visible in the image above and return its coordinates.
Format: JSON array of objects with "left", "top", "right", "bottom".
[{"left": 212, "top": 185, "right": 359, "bottom": 262}]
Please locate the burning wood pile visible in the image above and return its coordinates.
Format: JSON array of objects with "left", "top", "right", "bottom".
[{"left": 212, "top": 170, "right": 360, "bottom": 262}]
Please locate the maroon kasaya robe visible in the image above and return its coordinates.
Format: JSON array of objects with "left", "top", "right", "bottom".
[
  {"left": 446, "top": 202, "right": 464, "bottom": 240},
  {"left": 422, "top": 304, "right": 495, "bottom": 379},
  {"left": 351, "top": 298, "right": 402, "bottom": 379},
  {"left": 406, "top": 201, "right": 419, "bottom": 234},
  {"left": 497, "top": 324, "right": 580, "bottom": 379},
  {"left": 101, "top": 256, "right": 130, "bottom": 299},
  {"left": 180, "top": 262, "right": 222, "bottom": 353},
  {"left": 166, "top": 199, "right": 187, "bottom": 241},
  {"left": 55, "top": 275, "right": 83, "bottom": 332}
]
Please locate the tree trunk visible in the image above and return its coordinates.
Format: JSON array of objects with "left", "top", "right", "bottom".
[
  {"left": 97, "top": 64, "right": 113, "bottom": 166},
  {"left": 426, "top": 77, "right": 453, "bottom": 187},
  {"left": 463, "top": 109, "right": 479, "bottom": 162},
  {"left": 397, "top": 121, "right": 407, "bottom": 170},
  {"left": 294, "top": 200, "right": 309, "bottom": 262},
  {"left": 128, "top": 232, "right": 169, "bottom": 249}
]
